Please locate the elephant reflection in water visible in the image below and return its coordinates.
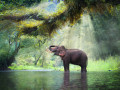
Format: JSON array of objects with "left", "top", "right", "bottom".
[{"left": 60, "top": 72, "right": 87, "bottom": 90}]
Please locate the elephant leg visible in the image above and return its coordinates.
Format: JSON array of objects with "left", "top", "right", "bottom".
[
  {"left": 81, "top": 66, "right": 87, "bottom": 72},
  {"left": 80, "top": 55, "right": 87, "bottom": 72},
  {"left": 63, "top": 60, "right": 69, "bottom": 72}
]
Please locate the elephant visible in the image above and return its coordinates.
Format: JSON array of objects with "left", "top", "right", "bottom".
[{"left": 49, "top": 45, "right": 88, "bottom": 72}]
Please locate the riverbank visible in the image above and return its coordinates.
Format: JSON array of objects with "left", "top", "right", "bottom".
[{"left": 8, "top": 56, "right": 120, "bottom": 71}]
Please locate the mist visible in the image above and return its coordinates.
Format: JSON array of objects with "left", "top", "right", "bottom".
[{"left": 48, "top": 12, "right": 120, "bottom": 61}]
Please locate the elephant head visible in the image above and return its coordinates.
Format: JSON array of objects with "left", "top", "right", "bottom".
[
  {"left": 57, "top": 46, "right": 66, "bottom": 57},
  {"left": 49, "top": 45, "right": 66, "bottom": 57}
]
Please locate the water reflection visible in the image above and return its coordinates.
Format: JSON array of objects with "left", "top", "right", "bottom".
[
  {"left": 81, "top": 72, "right": 87, "bottom": 90},
  {"left": 60, "top": 72, "right": 87, "bottom": 90},
  {"left": 0, "top": 71, "right": 120, "bottom": 90},
  {"left": 0, "top": 72, "right": 16, "bottom": 90}
]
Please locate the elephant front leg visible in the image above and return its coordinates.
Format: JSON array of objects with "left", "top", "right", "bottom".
[
  {"left": 81, "top": 66, "right": 87, "bottom": 72},
  {"left": 63, "top": 60, "right": 69, "bottom": 73}
]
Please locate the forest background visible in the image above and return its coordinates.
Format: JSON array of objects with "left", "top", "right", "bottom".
[{"left": 0, "top": 0, "right": 120, "bottom": 71}]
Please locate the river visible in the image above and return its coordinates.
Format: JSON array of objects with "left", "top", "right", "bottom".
[{"left": 0, "top": 70, "right": 120, "bottom": 90}]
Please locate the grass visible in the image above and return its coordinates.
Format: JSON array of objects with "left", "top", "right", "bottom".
[
  {"left": 9, "top": 65, "right": 46, "bottom": 70},
  {"left": 87, "top": 56, "right": 120, "bottom": 71},
  {"left": 52, "top": 56, "right": 120, "bottom": 72},
  {"left": 9, "top": 56, "right": 120, "bottom": 71}
]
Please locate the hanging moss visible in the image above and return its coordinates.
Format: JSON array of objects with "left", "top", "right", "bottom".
[{"left": 0, "top": 0, "right": 120, "bottom": 36}]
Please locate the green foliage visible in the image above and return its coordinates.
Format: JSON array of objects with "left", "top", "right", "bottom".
[
  {"left": 14, "top": 34, "right": 48, "bottom": 67},
  {"left": 9, "top": 63, "right": 46, "bottom": 70},
  {"left": 55, "top": 56, "right": 120, "bottom": 71},
  {"left": 0, "top": 0, "right": 120, "bottom": 71},
  {"left": 91, "top": 11, "right": 120, "bottom": 57},
  {"left": 1, "top": 0, "right": 41, "bottom": 7},
  {"left": 0, "top": 21, "right": 20, "bottom": 69},
  {"left": 9, "top": 56, "right": 120, "bottom": 71},
  {"left": 0, "top": 1, "right": 5, "bottom": 11},
  {"left": 20, "top": 35, "right": 36, "bottom": 48},
  {"left": 87, "top": 56, "right": 120, "bottom": 71},
  {"left": 0, "top": 0, "right": 49, "bottom": 12}
]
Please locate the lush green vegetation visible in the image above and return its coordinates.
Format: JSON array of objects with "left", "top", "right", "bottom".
[
  {"left": 0, "top": 0, "right": 43, "bottom": 11},
  {"left": 87, "top": 56, "right": 120, "bottom": 71},
  {"left": 8, "top": 56, "right": 120, "bottom": 71},
  {"left": 0, "top": 0, "right": 120, "bottom": 71}
]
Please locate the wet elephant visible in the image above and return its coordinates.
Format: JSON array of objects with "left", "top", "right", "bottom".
[{"left": 49, "top": 45, "right": 88, "bottom": 72}]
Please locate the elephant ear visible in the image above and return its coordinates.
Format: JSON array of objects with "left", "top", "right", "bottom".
[
  {"left": 59, "top": 51, "right": 66, "bottom": 57},
  {"left": 58, "top": 46, "right": 66, "bottom": 57}
]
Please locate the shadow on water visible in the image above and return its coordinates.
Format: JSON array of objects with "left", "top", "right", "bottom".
[
  {"left": 0, "top": 70, "right": 120, "bottom": 90},
  {"left": 0, "top": 71, "right": 16, "bottom": 90}
]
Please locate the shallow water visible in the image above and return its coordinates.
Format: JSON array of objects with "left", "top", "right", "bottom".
[{"left": 0, "top": 70, "right": 120, "bottom": 90}]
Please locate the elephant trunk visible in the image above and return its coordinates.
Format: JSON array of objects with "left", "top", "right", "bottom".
[{"left": 49, "top": 45, "right": 58, "bottom": 52}]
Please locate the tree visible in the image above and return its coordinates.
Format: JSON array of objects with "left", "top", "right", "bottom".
[
  {"left": 0, "top": 23, "right": 21, "bottom": 70},
  {"left": 33, "top": 36, "right": 47, "bottom": 65},
  {"left": 1, "top": 0, "right": 120, "bottom": 37}
]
